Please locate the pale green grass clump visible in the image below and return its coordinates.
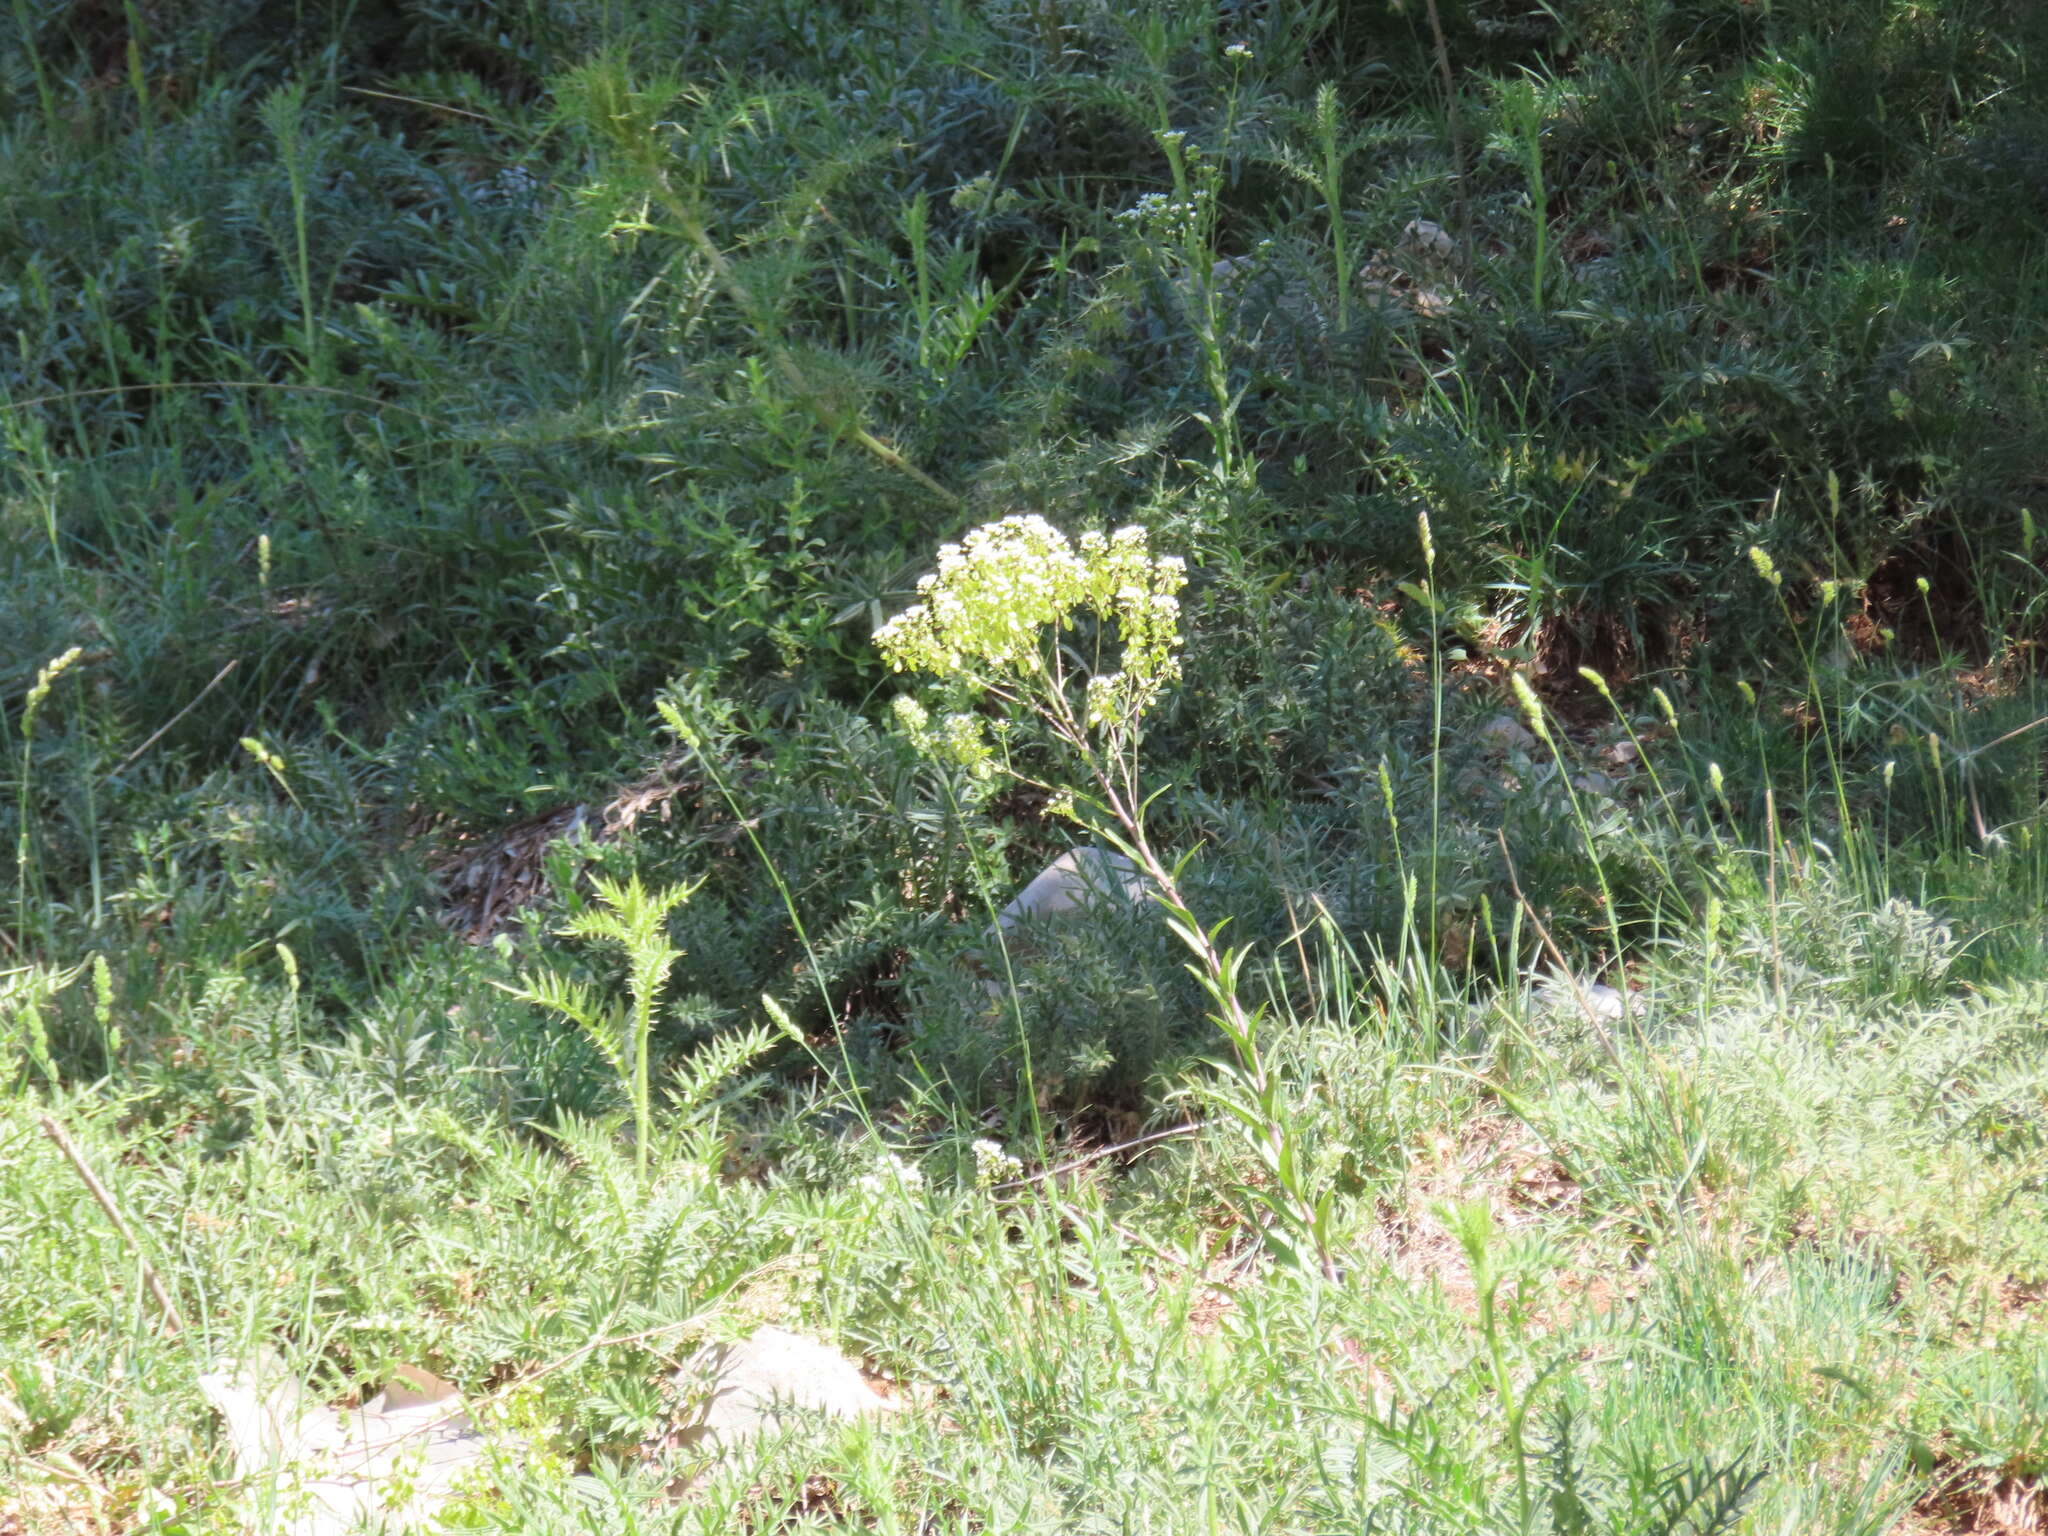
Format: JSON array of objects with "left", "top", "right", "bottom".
[{"left": 4, "top": 854, "right": 2045, "bottom": 1532}]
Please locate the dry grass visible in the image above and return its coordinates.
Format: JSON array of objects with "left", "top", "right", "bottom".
[
  {"left": 1365, "top": 1114, "right": 1616, "bottom": 1329},
  {"left": 429, "top": 768, "right": 697, "bottom": 940}
]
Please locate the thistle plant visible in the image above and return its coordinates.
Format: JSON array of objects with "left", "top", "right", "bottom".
[
  {"left": 504, "top": 873, "right": 701, "bottom": 1185},
  {"left": 878, "top": 515, "right": 1335, "bottom": 1277}
]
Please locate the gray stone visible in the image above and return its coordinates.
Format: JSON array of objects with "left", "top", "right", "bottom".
[
  {"left": 1478, "top": 714, "right": 1537, "bottom": 752},
  {"left": 1402, "top": 218, "right": 1455, "bottom": 260},
  {"left": 1537, "top": 975, "right": 1629, "bottom": 1023},
  {"left": 995, "top": 847, "right": 1147, "bottom": 932},
  {"left": 1583, "top": 983, "right": 1627, "bottom": 1021}
]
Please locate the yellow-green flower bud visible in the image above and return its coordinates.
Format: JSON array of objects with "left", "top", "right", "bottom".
[
  {"left": 1509, "top": 672, "right": 1550, "bottom": 741},
  {"left": 22, "top": 646, "right": 84, "bottom": 734}
]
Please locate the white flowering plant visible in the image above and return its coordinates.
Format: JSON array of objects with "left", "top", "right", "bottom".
[
  {"left": 878, "top": 515, "right": 1335, "bottom": 1278},
  {"left": 1126, "top": 131, "right": 1247, "bottom": 494}
]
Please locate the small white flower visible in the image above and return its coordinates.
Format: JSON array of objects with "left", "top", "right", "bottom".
[{"left": 1224, "top": 41, "right": 1253, "bottom": 59}]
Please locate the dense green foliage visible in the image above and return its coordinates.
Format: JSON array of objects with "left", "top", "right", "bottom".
[{"left": 4, "top": 0, "right": 2047, "bottom": 1530}]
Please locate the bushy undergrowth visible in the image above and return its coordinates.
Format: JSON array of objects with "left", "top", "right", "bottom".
[{"left": 5, "top": 0, "right": 2048, "bottom": 1530}]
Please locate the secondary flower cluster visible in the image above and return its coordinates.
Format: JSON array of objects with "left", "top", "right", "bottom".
[
  {"left": 971, "top": 1138, "right": 1023, "bottom": 1186},
  {"left": 890, "top": 694, "right": 996, "bottom": 780},
  {"left": 1112, "top": 188, "right": 1209, "bottom": 244},
  {"left": 855, "top": 1151, "right": 925, "bottom": 1195},
  {"left": 874, "top": 515, "right": 1187, "bottom": 728}
]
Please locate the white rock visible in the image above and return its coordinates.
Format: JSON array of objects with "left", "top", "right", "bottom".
[
  {"left": 1537, "top": 975, "right": 1628, "bottom": 1023},
  {"left": 200, "top": 1355, "right": 491, "bottom": 1536},
  {"left": 1583, "top": 983, "right": 1627, "bottom": 1021},
  {"left": 676, "top": 1327, "right": 894, "bottom": 1452},
  {"left": 995, "top": 847, "right": 1147, "bottom": 932}
]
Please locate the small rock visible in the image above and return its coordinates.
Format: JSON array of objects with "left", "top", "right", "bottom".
[
  {"left": 1477, "top": 714, "right": 1537, "bottom": 752},
  {"left": 995, "top": 847, "right": 1147, "bottom": 932},
  {"left": 1571, "top": 770, "right": 1616, "bottom": 797},
  {"left": 1602, "top": 739, "right": 1640, "bottom": 767},
  {"left": 676, "top": 1327, "right": 894, "bottom": 1453},
  {"left": 1402, "top": 218, "right": 1455, "bottom": 261}
]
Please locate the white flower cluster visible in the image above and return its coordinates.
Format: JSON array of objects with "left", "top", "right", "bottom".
[
  {"left": 971, "top": 1138, "right": 1023, "bottom": 1186},
  {"left": 855, "top": 1151, "right": 925, "bottom": 1196},
  {"left": 876, "top": 514, "right": 1083, "bottom": 672},
  {"left": 875, "top": 516, "right": 1187, "bottom": 727},
  {"left": 1224, "top": 41, "right": 1253, "bottom": 59}
]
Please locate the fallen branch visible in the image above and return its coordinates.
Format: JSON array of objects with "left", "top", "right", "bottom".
[
  {"left": 990, "top": 1122, "right": 1199, "bottom": 1193},
  {"left": 38, "top": 1114, "right": 187, "bottom": 1335}
]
